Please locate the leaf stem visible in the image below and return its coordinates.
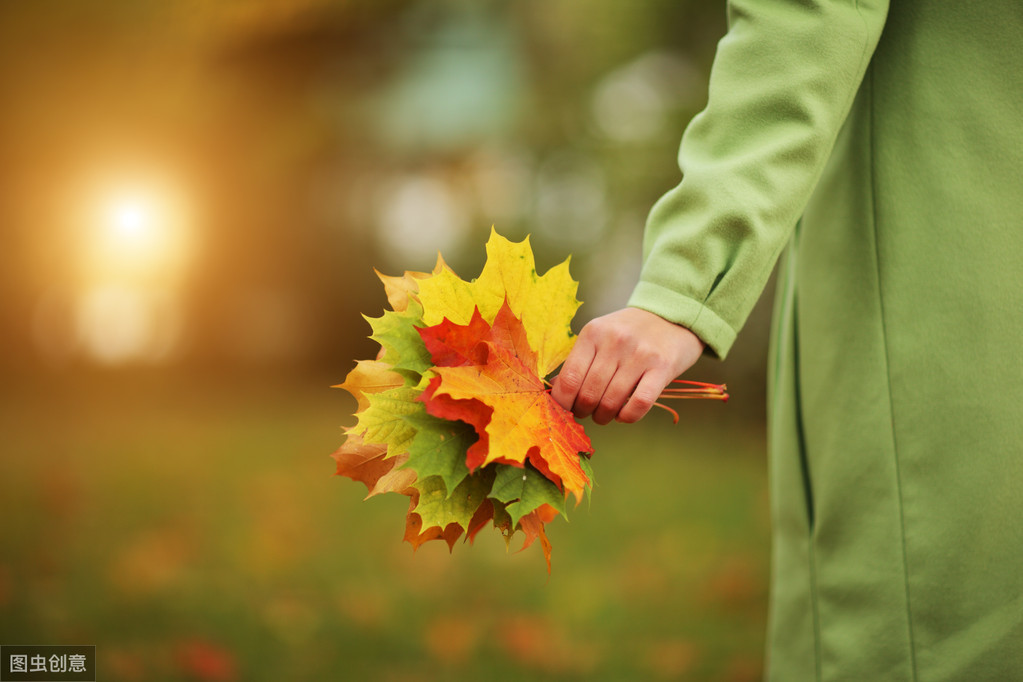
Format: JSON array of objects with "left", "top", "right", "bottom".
[
  {"left": 652, "top": 380, "right": 728, "bottom": 422},
  {"left": 652, "top": 402, "right": 681, "bottom": 424},
  {"left": 660, "top": 379, "right": 728, "bottom": 400},
  {"left": 544, "top": 378, "right": 728, "bottom": 423}
]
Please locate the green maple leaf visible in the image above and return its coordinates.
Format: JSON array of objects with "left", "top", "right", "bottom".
[
  {"left": 403, "top": 417, "right": 476, "bottom": 498},
  {"left": 490, "top": 462, "right": 569, "bottom": 527},
  {"left": 365, "top": 299, "right": 432, "bottom": 379},
  {"left": 412, "top": 468, "right": 496, "bottom": 532},
  {"left": 491, "top": 499, "right": 513, "bottom": 534},
  {"left": 350, "top": 384, "right": 423, "bottom": 459},
  {"left": 579, "top": 454, "right": 595, "bottom": 499}
]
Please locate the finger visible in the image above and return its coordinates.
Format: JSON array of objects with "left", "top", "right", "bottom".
[
  {"left": 592, "top": 368, "right": 642, "bottom": 425},
  {"left": 572, "top": 357, "right": 618, "bottom": 419},
  {"left": 550, "top": 337, "right": 596, "bottom": 412},
  {"left": 616, "top": 369, "right": 672, "bottom": 424}
]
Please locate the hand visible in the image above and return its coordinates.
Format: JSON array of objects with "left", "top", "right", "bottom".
[{"left": 551, "top": 307, "right": 705, "bottom": 425}]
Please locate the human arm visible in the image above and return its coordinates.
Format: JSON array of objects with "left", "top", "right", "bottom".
[{"left": 554, "top": 0, "right": 889, "bottom": 422}]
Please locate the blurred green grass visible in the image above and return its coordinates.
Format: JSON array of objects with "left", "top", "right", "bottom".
[{"left": 0, "top": 369, "right": 768, "bottom": 681}]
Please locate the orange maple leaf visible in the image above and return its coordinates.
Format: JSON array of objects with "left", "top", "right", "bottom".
[
  {"left": 418, "top": 301, "right": 593, "bottom": 504},
  {"left": 465, "top": 498, "right": 558, "bottom": 571},
  {"left": 334, "top": 434, "right": 476, "bottom": 551},
  {"left": 331, "top": 433, "right": 416, "bottom": 498},
  {"left": 516, "top": 504, "right": 558, "bottom": 572}
]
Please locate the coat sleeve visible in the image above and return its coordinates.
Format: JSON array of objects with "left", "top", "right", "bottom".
[{"left": 627, "top": 0, "right": 889, "bottom": 358}]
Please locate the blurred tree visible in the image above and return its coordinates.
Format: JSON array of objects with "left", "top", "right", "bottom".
[{"left": 0, "top": 0, "right": 778, "bottom": 412}]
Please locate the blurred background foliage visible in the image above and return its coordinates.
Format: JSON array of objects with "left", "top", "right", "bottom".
[{"left": 0, "top": 1, "right": 775, "bottom": 680}]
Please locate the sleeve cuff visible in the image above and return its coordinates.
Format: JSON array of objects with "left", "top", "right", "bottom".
[{"left": 627, "top": 280, "right": 738, "bottom": 359}]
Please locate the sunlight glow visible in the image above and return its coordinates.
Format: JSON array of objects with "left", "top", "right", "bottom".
[
  {"left": 65, "top": 179, "right": 195, "bottom": 365},
  {"left": 90, "top": 191, "right": 188, "bottom": 281},
  {"left": 112, "top": 200, "right": 148, "bottom": 237}
]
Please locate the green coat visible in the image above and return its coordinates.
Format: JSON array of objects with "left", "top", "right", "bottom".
[{"left": 628, "top": 1, "right": 1023, "bottom": 679}]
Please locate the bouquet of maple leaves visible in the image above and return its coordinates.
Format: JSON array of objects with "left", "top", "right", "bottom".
[{"left": 332, "top": 229, "right": 726, "bottom": 570}]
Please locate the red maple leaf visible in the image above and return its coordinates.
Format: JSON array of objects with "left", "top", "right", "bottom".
[{"left": 417, "top": 301, "right": 593, "bottom": 503}]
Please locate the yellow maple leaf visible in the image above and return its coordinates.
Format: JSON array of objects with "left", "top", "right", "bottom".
[
  {"left": 374, "top": 253, "right": 451, "bottom": 313},
  {"left": 332, "top": 360, "right": 405, "bottom": 413},
  {"left": 416, "top": 228, "right": 581, "bottom": 377}
]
